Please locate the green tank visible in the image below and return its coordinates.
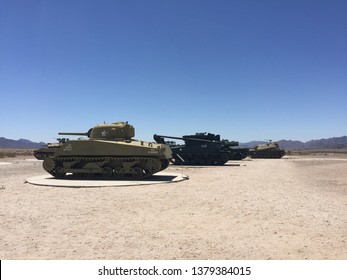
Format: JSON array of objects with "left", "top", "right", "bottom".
[
  {"left": 249, "top": 140, "right": 285, "bottom": 158},
  {"left": 33, "top": 138, "right": 69, "bottom": 160},
  {"left": 42, "top": 122, "right": 172, "bottom": 179}
]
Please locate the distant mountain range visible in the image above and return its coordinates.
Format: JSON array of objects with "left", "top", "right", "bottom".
[
  {"left": 1, "top": 136, "right": 347, "bottom": 150},
  {"left": 0, "top": 137, "right": 45, "bottom": 149},
  {"left": 240, "top": 136, "right": 347, "bottom": 150}
]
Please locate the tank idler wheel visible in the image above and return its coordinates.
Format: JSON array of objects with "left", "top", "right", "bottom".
[
  {"left": 131, "top": 167, "right": 145, "bottom": 179},
  {"left": 43, "top": 157, "right": 55, "bottom": 173},
  {"left": 147, "top": 159, "right": 162, "bottom": 173}
]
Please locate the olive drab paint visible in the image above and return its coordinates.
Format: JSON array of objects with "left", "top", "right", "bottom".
[{"left": 42, "top": 122, "right": 172, "bottom": 179}]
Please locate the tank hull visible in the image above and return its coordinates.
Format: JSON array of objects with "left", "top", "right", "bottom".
[
  {"left": 171, "top": 145, "right": 230, "bottom": 165},
  {"left": 249, "top": 149, "right": 285, "bottom": 158},
  {"left": 43, "top": 139, "right": 172, "bottom": 179},
  {"left": 34, "top": 147, "right": 58, "bottom": 160}
]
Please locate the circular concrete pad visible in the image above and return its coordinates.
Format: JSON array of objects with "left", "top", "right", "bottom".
[
  {"left": 27, "top": 171, "right": 188, "bottom": 188},
  {"left": 0, "top": 162, "right": 12, "bottom": 166}
]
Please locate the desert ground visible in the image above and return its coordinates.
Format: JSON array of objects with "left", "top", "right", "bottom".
[{"left": 0, "top": 151, "right": 346, "bottom": 260}]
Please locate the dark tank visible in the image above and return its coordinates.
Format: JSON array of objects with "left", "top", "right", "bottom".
[
  {"left": 154, "top": 132, "right": 234, "bottom": 165},
  {"left": 249, "top": 140, "right": 285, "bottom": 158},
  {"left": 34, "top": 138, "right": 69, "bottom": 160},
  {"left": 220, "top": 139, "right": 250, "bottom": 160},
  {"left": 42, "top": 122, "right": 172, "bottom": 179}
]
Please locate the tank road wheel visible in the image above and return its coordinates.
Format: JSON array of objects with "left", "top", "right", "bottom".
[
  {"left": 132, "top": 167, "right": 145, "bottom": 179},
  {"left": 114, "top": 167, "right": 128, "bottom": 180},
  {"left": 102, "top": 166, "right": 113, "bottom": 179},
  {"left": 54, "top": 166, "right": 66, "bottom": 179}
]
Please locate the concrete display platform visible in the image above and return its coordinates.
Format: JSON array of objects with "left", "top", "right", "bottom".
[{"left": 26, "top": 171, "right": 188, "bottom": 188}]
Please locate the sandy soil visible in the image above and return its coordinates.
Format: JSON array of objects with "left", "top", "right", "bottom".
[{"left": 0, "top": 154, "right": 346, "bottom": 260}]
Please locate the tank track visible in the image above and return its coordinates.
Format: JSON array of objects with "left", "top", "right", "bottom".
[
  {"left": 173, "top": 152, "right": 229, "bottom": 165},
  {"left": 43, "top": 156, "right": 170, "bottom": 180},
  {"left": 249, "top": 150, "right": 285, "bottom": 159}
]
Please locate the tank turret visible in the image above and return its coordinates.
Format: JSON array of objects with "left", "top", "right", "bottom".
[
  {"left": 42, "top": 122, "right": 172, "bottom": 179},
  {"left": 59, "top": 121, "right": 134, "bottom": 140}
]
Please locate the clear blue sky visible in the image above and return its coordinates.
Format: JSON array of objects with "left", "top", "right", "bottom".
[{"left": 1, "top": 0, "right": 346, "bottom": 143}]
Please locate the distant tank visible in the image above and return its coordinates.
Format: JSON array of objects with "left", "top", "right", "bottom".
[
  {"left": 153, "top": 132, "right": 237, "bottom": 165},
  {"left": 42, "top": 122, "right": 172, "bottom": 179},
  {"left": 220, "top": 139, "right": 250, "bottom": 160},
  {"left": 249, "top": 140, "right": 285, "bottom": 158},
  {"left": 33, "top": 138, "right": 69, "bottom": 160}
]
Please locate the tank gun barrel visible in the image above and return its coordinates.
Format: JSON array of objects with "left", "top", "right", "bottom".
[
  {"left": 58, "top": 132, "right": 89, "bottom": 136},
  {"left": 154, "top": 134, "right": 225, "bottom": 144},
  {"left": 154, "top": 134, "right": 185, "bottom": 142}
]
